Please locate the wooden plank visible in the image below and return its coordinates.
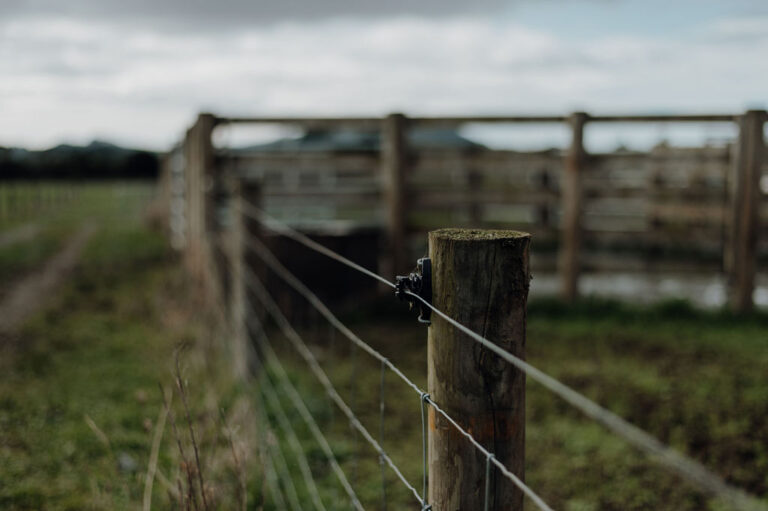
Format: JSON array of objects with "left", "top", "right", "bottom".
[
  {"left": 410, "top": 189, "right": 557, "bottom": 208},
  {"left": 589, "top": 114, "right": 736, "bottom": 123},
  {"left": 228, "top": 152, "right": 379, "bottom": 174},
  {"left": 215, "top": 116, "right": 381, "bottom": 131},
  {"left": 261, "top": 186, "right": 380, "bottom": 198}
]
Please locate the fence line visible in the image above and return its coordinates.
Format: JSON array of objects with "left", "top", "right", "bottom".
[
  {"left": 247, "top": 319, "right": 366, "bottom": 511},
  {"left": 243, "top": 267, "right": 429, "bottom": 509},
  {"left": 175, "top": 109, "right": 767, "bottom": 312},
  {"left": 256, "top": 397, "right": 301, "bottom": 511},
  {"left": 241, "top": 226, "right": 554, "bottom": 510},
  {"left": 165, "top": 109, "right": 768, "bottom": 508},
  {"left": 253, "top": 344, "right": 328, "bottom": 511},
  {"left": 239, "top": 200, "right": 395, "bottom": 289},
  {"left": 258, "top": 417, "right": 290, "bottom": 511},
  {"left": 241, "top": 201, "right": 767, "bottom": 511}
]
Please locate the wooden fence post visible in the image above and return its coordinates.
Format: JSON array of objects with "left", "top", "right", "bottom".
[
  {"left": 728, "top": 109, "right": 766, "bottom": 312},
  {"left": 185, "top": 113, "right": 216, "bottom": 278},
  {"left": 382, "top": 113, "right": 409, "bottom": 277},
  {"left": 428, "top": 228, "right": 530, "bottom": 510},
  {"left": 231, "top": 178, "right": 262, "bottom": 380},
  {"left": 559, "top": 112, "right": 588, "bottom": 301}
]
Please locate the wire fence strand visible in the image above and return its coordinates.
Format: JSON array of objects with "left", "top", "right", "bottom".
[
  {"left": 256, "top": 404, "right": 291, "bottom": 511},
  {"left": 243, "top": 267, "right": 427, "bottom": 508},
  {"left": 240, "top": 202, "right": 768, "bottom": 511},
  {"left": 254, "top": 386, "right": 303, "bottom": 511},
  {"left": 242, "top": 234, "right": 552, "bottom": 510},
  {"left": 245, "top": 313, "right": 365, "bottom": 511},
  {"left": 408, "top": 292, "right": 767, "bottom": 511},
  {"left": 238, "top": 201, "right": 395, "bottom": 289},
  {"left": 253, "top": 345, "right": 328, "bottom": 511}
]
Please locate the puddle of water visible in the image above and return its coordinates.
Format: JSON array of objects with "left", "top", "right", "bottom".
[{"left": 531, "top": 272, "right": 768, "bottom": 309}]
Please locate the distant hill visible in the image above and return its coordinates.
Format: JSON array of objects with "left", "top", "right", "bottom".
[{"left": 0, "top": 141, "right": 158, "bottom": 180}]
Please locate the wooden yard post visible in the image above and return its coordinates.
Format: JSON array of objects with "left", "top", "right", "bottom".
[
  {"left": 728, "top": 109, "right": 766, "bottom": 312},
  {"left": 559, "top": 112, "right": 588, "bottom": 302},
  {"left": 230, "top": 178, "right": 262, "bottom": 380},
  {"left": 428, "top": 228, "right": 530, "bottom": 511},
  {"left": 185, "top": 113, "right": 216, "bottom": 278},
  {"left": 382, "top": 113, "right": 409, "bottom": 277}
]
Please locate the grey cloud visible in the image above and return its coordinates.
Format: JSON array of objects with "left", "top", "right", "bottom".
[{"left": 1, "top": 0, "right": 513, "bottom": 29}]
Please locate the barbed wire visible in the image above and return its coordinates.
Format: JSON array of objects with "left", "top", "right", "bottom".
[
  {"left": 242, "top": 234, "right": 552, "bottom": 510},
  {"left": 238, "top": 202, "right": 768, "bottom": 511}
]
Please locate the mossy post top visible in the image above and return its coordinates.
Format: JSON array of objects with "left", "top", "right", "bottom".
[{"left": 429, "top": 228, "right": 531, "bottom": 242}]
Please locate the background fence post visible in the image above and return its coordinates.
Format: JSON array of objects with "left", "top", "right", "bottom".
[
  {"left": 728, "top": 109, "right": 765, "bottom": 313},
  {"left": 231, "top": 178, "right": 262, "bottom": 380},
  {"left": 428, "top": 228, "right": 530, "bottom": 510},
  {"left": 382, "top": 113, "right": 408, "bottom": 277},
  {"left": 185, "top": 113, "right": 216, "bottom": 279},
  {"left": 559, "top": 112, "right": 587, "bottom": 302}
]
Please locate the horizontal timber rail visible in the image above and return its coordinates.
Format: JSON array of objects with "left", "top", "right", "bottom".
[
  {"left": 215, "top": 113, "right": 743, "bottom": 125},
  {"left": 215, "top": 116, "right": 381, "bottom": 130}
]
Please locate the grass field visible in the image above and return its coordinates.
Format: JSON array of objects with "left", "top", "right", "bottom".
[
  {"left": 261, "top": 297, "right": 768, "bottom": 511},
  {"left": 0, "top": 182, "right": 78, "bottom": 231},
  {"left": 0, "top": 183, "right": 260, "bottom": 510},
  {"left": 1, "top": 182, "right": 767, "bottom": 510},
  {"left": 0, "top": 183, "right": 155, "bottom": 295}
]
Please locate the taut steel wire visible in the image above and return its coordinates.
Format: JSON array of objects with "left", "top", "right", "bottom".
[{"left": 238, "top": 202, "right": 768, "bottom": 511}]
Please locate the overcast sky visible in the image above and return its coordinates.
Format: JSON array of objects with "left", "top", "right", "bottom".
[{"left": 2, "top": 0, "right": 766, "bottom": 150}]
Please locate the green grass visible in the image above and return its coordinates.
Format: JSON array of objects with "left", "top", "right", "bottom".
[
  {"left": 2, "top": 183, "right": 766, "bottom": 510},
  {"left": 0, "top": 182, "right": 156, "bottom": 294},
  {"left": 2, "top": 183, "right": 191, "bottom": 510},
  {"left": 0, "top": 182, "right": 268, "bottom": 510},
  {"left": 0, "top": 182, "right": 77, "bottom": 232},
  {"left": 0, "top": 231, "right": 64, "bottom": 292},
  {"left": 0, "top": 226, "right": 173, "bottom": 509},
  {"left": 257, "top": 297, "right": 768, "bottom": 511}
]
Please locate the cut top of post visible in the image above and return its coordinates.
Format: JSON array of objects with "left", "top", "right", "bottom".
[
  {"left": 428, "top": 228, "right": 531, "bottom": 295},
  {"left": 429, "top": 228, "right": 530, "bottom": 242}
]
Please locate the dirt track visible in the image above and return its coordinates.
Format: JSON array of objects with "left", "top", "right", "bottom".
[
  {"left": 0, "top": 224, "right": 96, "bottom": 333},
  {"left": 0, "top": 222, "right": 41, "bottom": 250}
]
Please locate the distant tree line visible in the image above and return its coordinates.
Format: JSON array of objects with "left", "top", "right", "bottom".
[{"left": 0, "top": 141, "right": 158, "bottom": 180}]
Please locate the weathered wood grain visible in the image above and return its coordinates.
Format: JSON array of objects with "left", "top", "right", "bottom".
[{"left": 428, "top": 228, "right": 530, "bottom": 511}]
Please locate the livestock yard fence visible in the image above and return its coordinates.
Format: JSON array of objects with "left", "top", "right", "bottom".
[
  {"left": 160, "top": 111, "right": 768, "bottom": 510},
  {"left": 162, "top": 110, "right": 767, "bottom": 312}
]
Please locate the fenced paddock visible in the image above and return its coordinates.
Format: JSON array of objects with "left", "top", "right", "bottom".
[
  {"left": 161, "top": 111, "right": 767, "bottom": 510},
  {"left": 163, "top": 110, "right": 767, "bottom": 312}
]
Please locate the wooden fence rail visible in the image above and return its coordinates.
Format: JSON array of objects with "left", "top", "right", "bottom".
[{"left": 165, "top": 109, "right": 766, "bottom": 312}]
